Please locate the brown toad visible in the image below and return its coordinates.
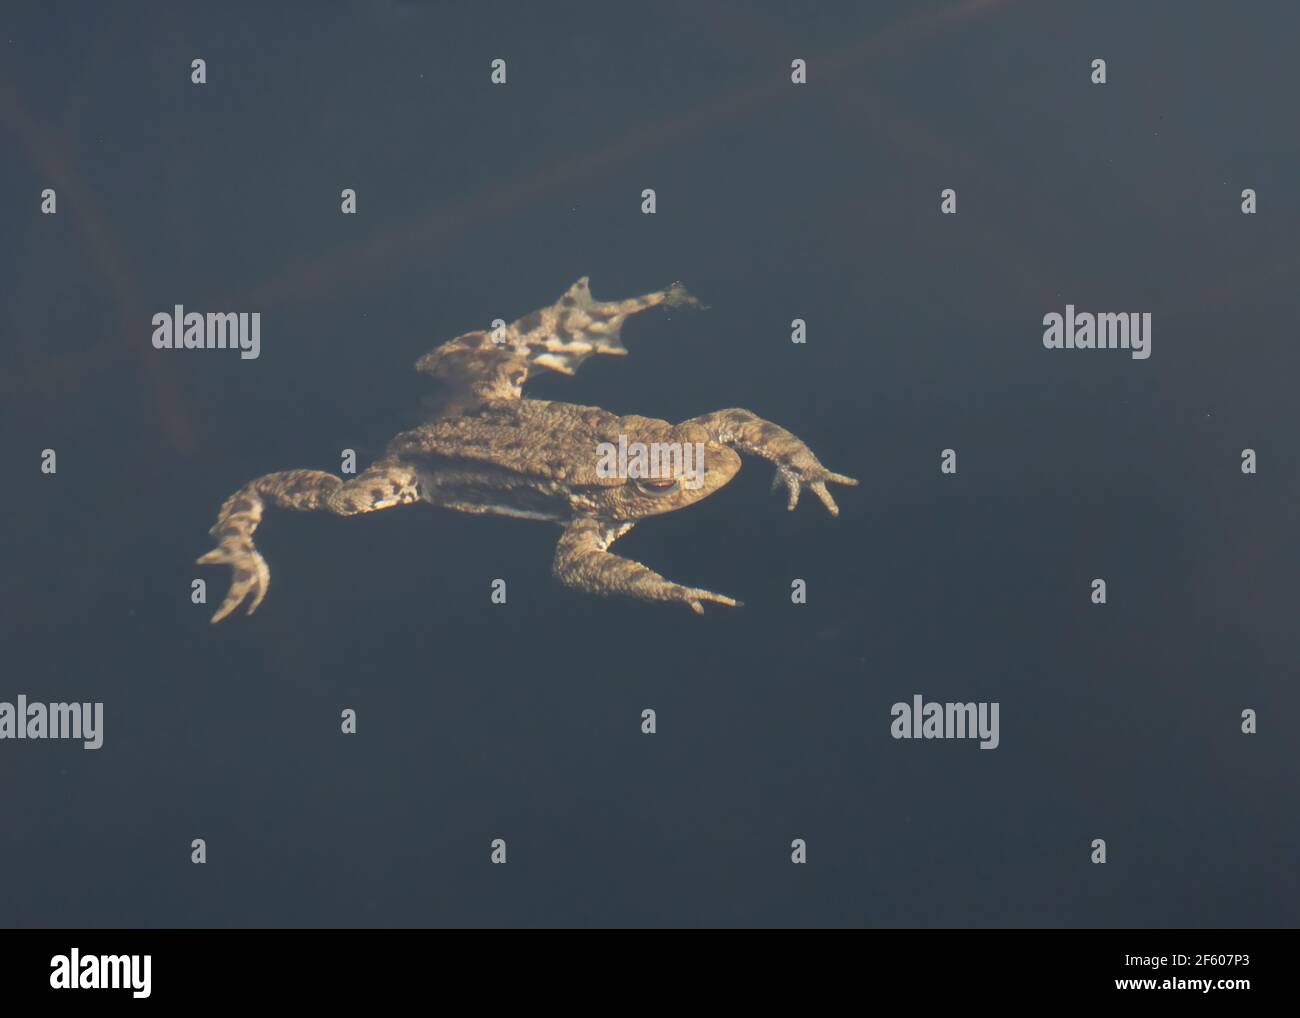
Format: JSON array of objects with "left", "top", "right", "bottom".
[{"left": 198, "top": 278, "right": 856, "bottom": 621}]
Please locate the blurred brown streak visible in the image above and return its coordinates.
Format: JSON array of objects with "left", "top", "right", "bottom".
[
  {"left": 0, "top": 16, "right": 197, "bottom": 455},
  {"left": 5, "top": 0, "right": 1018, "bottom": 405},
  {"left": 235, "top": 0, "right": 1023, "bottom": 309},
  {"left": 702, "top": 0, "right": 1072, "bottom": 315}
]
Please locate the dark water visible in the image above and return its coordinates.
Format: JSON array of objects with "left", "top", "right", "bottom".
[{"left": 2, "top": 1, "right": 1297, "bottom": 927}]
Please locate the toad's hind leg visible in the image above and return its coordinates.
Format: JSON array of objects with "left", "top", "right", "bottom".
[
  {"left": 552, "top": 518, "right": 740, "bottom": 614},
  {"left": 197, "top": 463, "right": 421, "bottom": 623}
]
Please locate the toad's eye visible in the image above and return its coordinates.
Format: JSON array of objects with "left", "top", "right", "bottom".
[{"left": 634, "top": 477, "right": 680, "bottom": 497}]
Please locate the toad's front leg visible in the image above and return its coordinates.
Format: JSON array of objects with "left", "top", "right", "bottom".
[
  {"left": 682, "top": 408, "right": 858, "bottom": 515},
  {"left": 553, "top": 519, "right": 740, "bottom": 614}
]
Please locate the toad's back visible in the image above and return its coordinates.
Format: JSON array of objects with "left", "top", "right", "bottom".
[{"left": 382, "top": 400, "right": 624, "bottom": 521}]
